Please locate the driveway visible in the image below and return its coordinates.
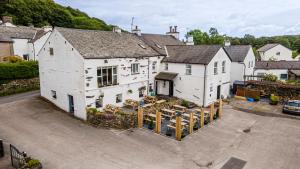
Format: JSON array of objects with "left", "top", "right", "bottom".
[{"left": 0, "top": 94, "right": 299, "bottom": 169}]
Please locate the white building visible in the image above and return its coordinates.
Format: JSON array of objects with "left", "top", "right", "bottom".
[
  {"left": 155, "top": 45, "right": 232, "bottom": 107},
  {"left": 0, "top": 16, "right": 51, "bottom": 60},
  {"left": 257, "top": 43, "right": 294, "bottom": 61},
  {"left": 223, "top": 45, "right": 256, "bottom": 84},
  {"left": 254, "top": 61, "right": 300, "bottom": 81}
]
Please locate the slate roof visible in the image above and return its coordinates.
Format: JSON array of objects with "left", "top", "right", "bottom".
[
  {"left": 56, "top": 27, "right": 159, "bottom": 59},
  {"left": 223, "top": 45, "right": 251, "bottom": 62},
  {"left": 155, "top": 72, "right": 178, "bottom": 81},
  {"left": 164, "top": 45, "right": 223, "bottom": 64},
  {"left": 257, "top": 44, "right": 280, "bottom": 52},
  {"left": 289, "top": 70, "right": 300, "bottom": 76},
  {"left": 255, "top": 61, "right": 300, "bottom": 70},
  {"left": 0, "top": 34, "right": 13, "bottom": 42},
  {"left": 140, "top": 34, "right": 184, "bottom": 55},
  {"left": 0, "top": 26, "right": 37, "bottom": 39}
]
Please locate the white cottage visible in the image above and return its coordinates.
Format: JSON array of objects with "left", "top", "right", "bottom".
[
  {"left": 223, "top": 45, "right": 256, "bottom": 84},
  {"left": 257, "top": 43, "right": 294, "bottom": 61},
  {"left": 0, "top": 18, "right": 52, "bottom": 60},
  {"left": 38, "top": 27, "right": 161, "bottom": 120},
  {"left": 155, "top": 45, "right": 232, "bottom": 107}
]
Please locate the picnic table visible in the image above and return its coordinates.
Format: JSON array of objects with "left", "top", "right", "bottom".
[
  {"left": 156, "top": 99, "right": 166, "bottom": 104},
  {"left": 123, "top": 99, "right": 138, "bottom": 110},
  {"left": 173, "top": 105, "right": 187, "bottom": 112},
  {"left": 167, "top": 119, "right": 188, "bottom": 130},
  {"left": 142, "top": 103, "right": 153, "bottom": 108},
  {"left": 161, "top": 108, "right": 176, "bottom": 118},
  {"left": 104, "top": 104, "right": 120, "bottom": 114}
]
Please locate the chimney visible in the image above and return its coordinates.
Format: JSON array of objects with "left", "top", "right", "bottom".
[
  {"left": 132, "top": 25, "right": 141, "bottom": 36},
  {"left": 166, "top": 25, "right": 179, "bottom": 39},
  {"left": 2, "top": 16, "right": 13, "bottom": 23},
  {"left": 112, "top": 26, "right": 122, "bottom": 33},
  {"left": 186, "top": 35, "right": 194, "bottom": 45},
  {"left": 224, "top": 40, "right": 231, "bottom": 47}
]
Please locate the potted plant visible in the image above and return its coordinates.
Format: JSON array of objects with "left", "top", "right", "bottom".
[
  {"left": 193, "top": 121, "right": 199, "bottom": 130},
  {"left": 270, "top": 94, "right": 279, "bottom": 105},
  {"left": 148, "top": 119, "right": 154, "bottom": 130}
]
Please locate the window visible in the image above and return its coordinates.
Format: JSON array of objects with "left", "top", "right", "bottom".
[
  {"left": 222, "top": 61, "right": 226, "bottom": 73},
  {"left": 49, "top": 48, "right": 54, "bottom": 55},
  {"left": 116, "top": 94, "right": 122, "bottom": 103},
  {"left": 214, "top": 62, "right": 218, "bottom": 75},
  {"left": 251, "top": 61, "right": 254, "bottom": 67},
  {"left": 51, "top": 90, "right": 56, "bottom": 99},
  {"left": 276, "top": 52, "right": 280, "bottom": 56},
  {"left": 152, "top": 61, "right": 157, "bottom": 72},
  {"left": 165, "top": 63, "right": 168, "bottom": 70},
  {"left": 185, "top": 64, "right": 192, "bottom": 75},
  {"left": 23, "top": 54, "right": 29, "bottom": 60},
  {"left": 210, "top": 84, "right": 213, "bottom": 92},
  {"left": 131, "top": 63, "right": 140, "bottom": 74},
  {"left": 97, "top": 66, "right": 118, "bottom": 87},
  {"left": 248, "top": 61, "right": 250, "bottom": 68},
  {"left": 280, "top": 74, "right": 288, "bottom": 80},
  {"left": 96, "top": 98, "right": 103, "bottom": 108}
]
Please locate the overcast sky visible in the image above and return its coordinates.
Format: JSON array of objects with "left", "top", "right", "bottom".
[{"left": 55, "top": 0, "right": 300, "bottom": 38}]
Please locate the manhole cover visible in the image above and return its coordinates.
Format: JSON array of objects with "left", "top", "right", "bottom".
[{"left": 221, "top": 157, "right": 247, "bottom": 169}]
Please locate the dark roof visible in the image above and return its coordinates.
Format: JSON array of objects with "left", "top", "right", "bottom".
[
  {"left": 164, "top": 45, "right": 223, "bottom": 64},
  {"left": 0, "top": 26, "right": 38, "bottom": 39},
  {"left": 0, "top": 34, "right": 13, "bottom": 42},
  {"left": 155, "top": 72, "right": 178, "bottom": 81},
  {"left": 255, "top": 61, "right": 300, "bottom": 70},
  {"left": 140, "top": 34, "right": 184, "bottom": 55},
  {"left": 257, "top": 44, "right": 280, "bottom": 52},
  {"left": 289, "top": 70, "right": 300, "bottom": 76},
  {"left": 223, "top": 45, "right": 251, "bottom": 62},
  {"left": 56, "top": 27, "right": 159, "bottom": 59},
  {"left": 29, "top": 29, "right": 50, "bottom": 43}
]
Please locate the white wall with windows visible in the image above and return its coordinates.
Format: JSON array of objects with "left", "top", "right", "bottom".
[
  {"left": 259, "top": 44, "right": 294, "bottom": 61},
  {"left": 254, "top": 69, "right": 289, "bottom": 81}
]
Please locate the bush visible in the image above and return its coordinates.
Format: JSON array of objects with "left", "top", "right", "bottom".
[
  {"left": 263, "top": 74, "right": 278, "bottom": 82},
  {"left": 181, "top": 100, "right": 189, "bottom": 107},
  {"left": 0, "top": 61, "right": 39, "bottom": 80},
  {"left": 2, "top": 56, "right": 23, "bottom": 63},
  {"left": 270, "top": 94, "right": 279, "bottom": 105}
]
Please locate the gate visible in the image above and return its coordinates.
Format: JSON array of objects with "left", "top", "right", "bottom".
[{"left": 10, "top": 144, "right": 26, "bottom": 168}]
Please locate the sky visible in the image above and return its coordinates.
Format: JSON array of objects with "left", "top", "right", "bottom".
[{"left": 55, "top": 0, "right": 300, "bottom": 38}]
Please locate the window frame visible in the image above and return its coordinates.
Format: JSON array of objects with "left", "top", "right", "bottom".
[
  {"left": 152, "top": 61, "right": 157, "bottom": 72},
  {"left": 131, "top": 63, "right": 140, "bottom": 75},
  {"left": 186, "top": 64, "right": 192, "bottom": 75},
  {"left": 51, "top": 90, "right": 56, "bottom": 99},
  {"left": 165, "top": 63, "right": 168, "bottom": 70},
  {"left": 97, "top": 66, "right": 118, "bottom": 88},
  {"left": 280, "top": 74, "right": 288, "bottom": 80},
  {"left": 222, "top": 61, "right": 226, "bottom": 73},
  {"left": 49, "top": 48, "right": 54, "bottom": 55},
  {"left": 116, "top": 94, "right": 122, "bottom": 103},
  {"left": 214, "top": 62, "right": 218, "bottom": 75},
  {"left": 95, "top": 97, "right": 103, "bottom": 108}
]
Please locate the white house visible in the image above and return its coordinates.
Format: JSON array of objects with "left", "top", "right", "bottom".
[
  {"left": 0, "top": 16, "right": 51, "bottom": 60},
  {"left": 257, "top": 43, "right": 294, "bottom": 61},
  {"left": 38, "top": 27, "right": 161, "bottom": 120},
  {"left": 223, "top": 45, "right": 256, "bottom": 84},
  {"left": 155, "top": 45, "right": 232, "bottom": 107},
  {"left": 254, "top": 61, "right": 300, "bottom": 81}
]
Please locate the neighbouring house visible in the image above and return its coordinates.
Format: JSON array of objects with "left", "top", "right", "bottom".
[
  {"left": 254, "top": 61, "right": 300, "bottom": 81},
  {"left": 257, "top": 43, "right": 294, "bottom": 61},
  {"left": 0, "top": 16, "right": 52, "bottom": 60},
  {"left": 224, "top": 44, "right": 256, "bottom": 84},
  {"left": 38, "top": 27, "right": 161, "bottom": 120},
  {"left": 156, "top": 45, "right": 232, "bottom": 106}
]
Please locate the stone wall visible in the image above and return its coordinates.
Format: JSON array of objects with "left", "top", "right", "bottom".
[{"left": 0, "top": 78, "right": 39, "bottom": 96}]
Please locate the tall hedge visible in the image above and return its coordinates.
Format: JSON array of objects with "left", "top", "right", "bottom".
[{"left": 0, "top": 61, "right": 39, "bottom": 80}]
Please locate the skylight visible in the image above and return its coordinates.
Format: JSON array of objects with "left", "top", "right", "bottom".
[
  {"left": 155, "top": 43, "right": 162, "bottom": 49},
  {"left": 138, "top": 44, "right": 146, "bottom": 49}
]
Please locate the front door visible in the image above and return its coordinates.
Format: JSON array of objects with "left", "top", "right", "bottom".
[
  {"left": 217, "top": 85, "right": 221, "bottom": 99},
  {"left": 68, "top": 95, "right": 74, "bottom": 114},
  {"left": 169, "top": 81, "right": 174, "bottom": 97}
]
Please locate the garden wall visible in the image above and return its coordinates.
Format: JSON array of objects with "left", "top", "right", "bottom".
[{"left": 0, "top": 78, "right": 39, "bottom": 96}]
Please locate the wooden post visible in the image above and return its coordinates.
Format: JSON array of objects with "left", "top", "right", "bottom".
[
  {"left": 137, "top": 107, "right": 143, "bottom": 128},
  {"left": 189, "top": 112, "right": 194, "bottom": 134},
  {"left": 218, "top": 99, "right": 222, "bottom": 119},
  {"left": 175, "top": 116, "right": 182, "bottom": 141},
  {"left": 200, "top": 108, "right": 204, "bottom": 128},
  {"left": 155, "top": 110, "right": 161, "bottom": 134},
  {"left": 210, "top": 102, "right": 214, "bottom": 123}
]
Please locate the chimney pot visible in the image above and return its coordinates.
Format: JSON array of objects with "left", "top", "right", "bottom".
[
  {"left": 174, "top": 26, "right": 177, "bottom": 32},
  {"left": 169, "top": 26, "right": 172, "bottom": 32}
]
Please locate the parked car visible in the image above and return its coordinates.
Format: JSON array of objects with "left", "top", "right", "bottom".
[{"left": 282, "top": 100, "right": 300, "bottom": 115}]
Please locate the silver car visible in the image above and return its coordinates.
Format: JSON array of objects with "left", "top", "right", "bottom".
[{"left": 282, "top": 100, "right": 300, "bottom": 115}]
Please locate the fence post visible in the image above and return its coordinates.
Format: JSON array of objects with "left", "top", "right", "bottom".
[
  {"left": 218, "top": 99, "right": 222, "bottom": 119},
  {"left": 189, "top": 112, "right": 194, "bottom": 134},
  {"left": 155, "top": 110, "right": 161, "bottom": 134},
  {"left": 200, "top": 108, "right": 204, "bottom": 128},
  {"left": 137, "top": 107, "right": 143, "bottom": 128},
  {"left": 210, "top": 102, "right": 214, "bottom": 123},
  {"left": 175, "top": 116, "right": 182, "bottom": 141}
]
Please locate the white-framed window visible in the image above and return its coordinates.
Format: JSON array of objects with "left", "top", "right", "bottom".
[
  {"left": 186, "top": 64, "right": 192, "bottom": 75},
  {"left": 51, "top": 90, "right": 56, "bottom": 99},
  {"left": 96, "top": 97, "right": 103, "bottom": 108},
  {"left": 214, "top": 62, "right": 218, "bottom": 75},
  {"left": 280, "top": 74, "right": 288, "bottom": 80},
  {"left": 49, "top": 48, "right": 54, "bottom": 55},
  {"left": 131, "top": 63, "right": 140, "bottom": 74},
  {"left": 165, "top": 63, "right": 168, "bottom": 70},
  {"left": 222, "top": 61, "right": 226, "bottom": 73},
  {"left": 248, "top": 61, "right": 251, "bottom": 68},
  {"left": 152, "top": 61, "right": 157, "bottom": 72},
  {"left": 116, "top": 94, "right": 122, "bottom": 103},
  {"left": 97, "top": 66, "right": 118, "bottom": 87}
]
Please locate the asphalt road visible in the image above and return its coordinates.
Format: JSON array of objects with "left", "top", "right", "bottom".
[
  {"left": 0, "top": 94, "right": 299, "bottom": 169},
  {"left": 0, "top": 90, "right": 40, "bottom": 105}
]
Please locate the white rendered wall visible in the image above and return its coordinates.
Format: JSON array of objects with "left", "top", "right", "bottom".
[
  {"left": 38, "top": 30, "right": 87, "bottom": 120},
  {"left": 29, "top": 31, "right": 51, "bottom": 60},
  {"left": 254, "top": 69, "right": 289, "bottom": 81},
  {"left": 259, "top": 45, "right": 293, "bottom": 61},
  {"left": 12, "top": 38, "right": 31, "bottom": 58}
]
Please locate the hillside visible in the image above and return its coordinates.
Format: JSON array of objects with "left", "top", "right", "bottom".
[{"left": 0, "top": 0, "right": 112, "bottom": 31}]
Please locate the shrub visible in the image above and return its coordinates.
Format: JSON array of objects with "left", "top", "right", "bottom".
[
  {"left": 263, "top": 74, "right": 278, "bottom": 82},
  {"left": 27, "top": 159, "right": 41, "bottom": 168},
  {"left": 2, "top": 56, "right": 23, "bottom": 63},
  {"left": 270, "top": 94, "right": 279, "bottom": 105},
  {"left": 0, "top": 61, "right": 39, "bottom": 80},
  {"left": 181, "top": 100, "right": 189, "bottom": 107}
]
